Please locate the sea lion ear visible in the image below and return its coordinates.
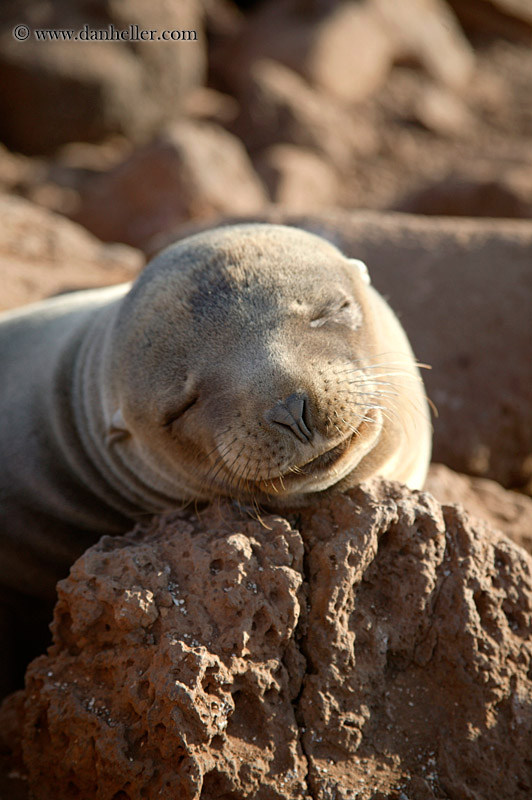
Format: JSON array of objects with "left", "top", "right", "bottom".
[
  {"left": 347, "top": 258, "right": 371, "bottom": 285},
  {"left": 106, "top": 407, "right": 130, "bottom": 445}
]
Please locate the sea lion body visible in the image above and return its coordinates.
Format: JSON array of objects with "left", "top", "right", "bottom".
[{"left": 0, "top": 224, "right": 431, "bottom": 605}]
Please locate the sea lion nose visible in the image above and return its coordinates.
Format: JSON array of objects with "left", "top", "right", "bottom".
[{"left": 268, "top": 392, "right": 313, "bottom": 443}]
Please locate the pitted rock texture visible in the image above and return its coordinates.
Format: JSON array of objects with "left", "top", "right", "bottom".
[
  {"left": 15, "top": 511, "right": 308, "bottom": 799},
  {"left": 426, "top": 462, "right": 532, "bottom": 555},
  {"left": 297, "top": 484, "right": 532, "bottom": 799},
  {"left": 3, "top": 482, "right": 532, "bottom": 799}
]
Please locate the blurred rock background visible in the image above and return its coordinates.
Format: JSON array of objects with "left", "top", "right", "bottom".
[{"left": 0, "top": 0, "right": 531, "bottom": 258}]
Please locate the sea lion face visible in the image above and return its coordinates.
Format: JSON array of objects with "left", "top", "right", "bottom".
[{"left": 105, "top": 224, "right": 424, "bottom": 506}]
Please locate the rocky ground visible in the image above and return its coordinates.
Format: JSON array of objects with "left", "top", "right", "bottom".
[
  {"left": 2, "top": 479, "right": 532, "bottom": 799},
  {"left": 1, "top": 0, "right": 532, "bottom": 270},
  {"left": 0, "top": 0, "right": 531, "bottom": 798}
]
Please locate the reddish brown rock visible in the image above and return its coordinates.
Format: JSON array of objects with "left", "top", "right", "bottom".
[
  {"left": 216, "top": 0, "right": 473, "bottom": 105},
  {"left": 232, "top": 58, "right": 376, "bottom": 169},
  {"left": 447, "top": 0, "right": 532, "bottom": 40},
  {"left": 375, "top": 0, "right": 475, "bottom": 90},
  {"left": 0, "top": 195, "right": 143, "bottom": 312},
  {"left": 0, "top": 144, "right": 33, "bottom": 195},
  {"left": 297, "top": 482, "right": 532, "bottom": 799},
  {"left": 73, "top": 121, "right": 268, "bottom": 250},
  {"left": 0, "top": 138, "right": 133, "bottom": 219},
  {"left": 2, "top": 481, "right": 532, "bottom": 798},
  {"left": 9, "top": 509, "right": 308, "bottom": 799},
  {"left": 0, "top": 0, "right": 206, "bottom": 154},
  {"left": 426, "top": 462, "right": 532, "bottom": 555},
  {"left": 394, "top": 172, "right": 532, "bottom": 218},
  {"left": 413, "top": 84, "right": 475, "bottom": 137},
  {"left": 216, "top": 0, "right": 396, "bottom": 103},
  {"left": 254, "top": 145, "right": 339, "bottom": 210},
  {"left": 182, "top": 87, "right": 240, "bottom": 127}
]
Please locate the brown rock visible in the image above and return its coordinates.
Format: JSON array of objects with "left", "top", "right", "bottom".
[
  {"left": 0, "top": 0, "right": 206, "bottom": 154},
  {"left": 0, "top": 690, "right": 27, "bottom": 799},
  {"left": 21, "top": 137, "right": 135, "bottom": 217},
  {"left": 298, "top": 483, "right": 532, "bottom": 799},
  {"left": 216, "top": 0, "right": 396, "bottom": 104},
  {"left": 375, "top": 0, "right": 475, "bottom": 90},
  {"left": 182, "top": 87, "right": 240, "bottom": 127},
  {"left": 0, "top": 139, "right": 134, "bottom": 219},
  {"left": 413, "top": 85, "right": 475, "bottom": 137},
  {"left": 3, "top": 482, "right": 532, "bottom": 798},
  {"left": 160, "top": 210, "right": 532, "bottom": 494},
  {"left": 233, "top": 58, "right": 376, "bottom": 168},
  {"left": 216, "top": 0, "right": 473, "bottom": 105},
  {"left": 485, "top": 0, "right": 532, "bottom": 25},
  {"left": 255, "top": 145, "right": 339, "bottom": 210},
  {"left": 394, "top": 172, "right": 532, "bottom": 218},
  {"left": 0, "top": 144, "right": 33, "bottom": 194},
  {"left": 0, "top": 195, "right": 143, "bottom": 312},
  {"left": 292, "top": 0, "right": 395, "bottom": 103},
  {"left": 9, "top": 509, "right": 308, "bottom": 799},
  {"left": 73, "top": 121, "right": 268, "bottom": 250},
  {"left": 447, "top": 0, "right": 532, "bottom": 41},
  {"left": 426, "top": 462, "right": 532, "bottom": 555}
]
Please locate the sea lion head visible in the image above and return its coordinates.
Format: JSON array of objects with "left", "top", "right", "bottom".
[{"left": 104, "top": 223, "right": 429, "bottom": 507}]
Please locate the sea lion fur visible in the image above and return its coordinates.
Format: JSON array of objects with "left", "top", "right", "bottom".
[{"left": 0, "top": 223, "right": 431, "bottom": 604}]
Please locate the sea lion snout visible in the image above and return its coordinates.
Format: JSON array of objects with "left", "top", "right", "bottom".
[{"left": 266, "top": 392, "right": 313, "bottom": 444}]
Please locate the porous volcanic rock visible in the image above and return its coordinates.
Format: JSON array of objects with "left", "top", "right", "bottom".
[
  {"left": 2, "top": 481, "right": 532, "bottom": 799},
  {"left": 0, "top": 0, "right": 206, "bottom": 154},
  {"left": 0, "top": 194, "right": 143, "bottom": 312},
  {"left": 9, "top": 510, "right": 309, "bottom": 800},
  {"left": 73, "top": 121, "right": 268, "bottom": 250},
  {"left": 426, "top": 462, "right": 532, "bottom": 555}
]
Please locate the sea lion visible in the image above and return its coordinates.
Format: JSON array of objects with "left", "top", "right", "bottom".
[{"left": 0, "top": 222, "right": 431, "bottom": 606}]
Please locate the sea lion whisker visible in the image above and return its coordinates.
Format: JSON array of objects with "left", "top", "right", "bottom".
[
  {"left": 194, "top": 427, "right": 233, "bottom": 469},
  {"left": 343, "top": 388, "right": 400, "bottom": 399},
  {"left": 235, "top": 455, "right": 256, "bottom": 497},
  {"left": 205, "top": 441, "right": 246, "bottom": 490},
  {"left": 287, "top": 465, "right": 303, "bottom": 474},
  {"left": 201, "top": 441, "right": 236, "bottom": 481},
  {"left": 248, "top": 501, "right": 274, "bottom": 530},
  {"left": 195, "top": 438, "right": 236, "bottom": 474}
]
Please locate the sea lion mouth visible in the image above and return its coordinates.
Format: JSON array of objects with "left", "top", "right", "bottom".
[
  {"left": 292, "top": 433, "right": 355, "bottom": 476},
  {"left": 253, "top": 430, "right": 357, "bottom": 494},
  {"left": 252, "top": 412, "right": 381, "bottom": 496}
]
